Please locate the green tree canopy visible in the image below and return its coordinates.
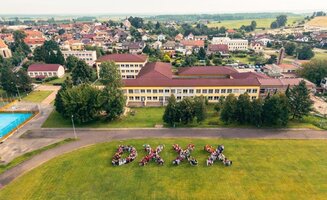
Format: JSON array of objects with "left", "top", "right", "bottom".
[
  {"left": 288, "top": 80, "right": 313, "bottom": 119},
  {"left": 297, "top": 59, "right": 327, "bottom": 86},
  {"left": 71, "top": 60, "right": 95, "bottom": 85}
]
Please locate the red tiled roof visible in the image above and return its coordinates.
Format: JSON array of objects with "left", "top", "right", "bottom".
[
  {"left": 0, "top": 39, "right": 8, "bottom": 48},
  {"left": 124, "top": 62, "right": 260, "bottom": 87},
  {"left": 97, "top": 54, "right": 148, "bottom": 63},
  {"left": 258, "top": 78, "right": 315, "bottom": 87},
  {"left": 178, "top": 66, "right": 238, "bottom": 76},
  {"left": 180, "top": 40, "right": 204, "bottom": 47},
  {"left": 230, "top": 72, "right": 270, "bottom": 79},
  {"left": 208, "top": 44, "right": 229, "bottom": 53},
  {"left": 28, "top": 64, "right": 62, "bottom": 72}
]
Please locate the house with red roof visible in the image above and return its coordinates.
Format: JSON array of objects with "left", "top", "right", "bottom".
[
  {"left": 24, "top": 30, "right": 46, "bottom": 51},
  {"left": 27, "top": 64, "right": 65, "bottom": 78},
  {"left": 0, "top": 38, "right": 12, "bottom": 58}
]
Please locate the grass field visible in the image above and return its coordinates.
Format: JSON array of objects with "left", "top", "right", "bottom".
[
  {"left": 46, "top": 73, "right": 71, "bottom": 85},
  {"left": 313, "top": 50, "right": 327, "bottom": 60},
  {"left": 307, "top": 16, "right": 327, "bottom": 28},
  {"left": 0, "top": 138, "right": 326, "bottom": 199},
  {"left": 22, "top": 91, "right": 53, "bottom": 103},
  {"left": 207, "top": 16, "right": 304, "bottom": 29},
  {"left": 42, "top": 106, "right": 327, "bottom": 130}
]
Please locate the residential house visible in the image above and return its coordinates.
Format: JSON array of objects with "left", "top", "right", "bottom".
[
  {"left": 175, "top": 33, "right": 184, "bottom": 41},
  {"left": 249, "top": 42, "right": 264, "bottom": 52},
  {"left": 162, "top": 41, "right": 176, "bottom": 54},
  {"left": 157, "top": 34, "right": 166, "bottom": 41},
  {"left": 185, "top": 33, "right": 195, "bottom": 40},
  {"left": 212, "top": 37, "right": 248, "bottom": 51},
  {"left": 207, "top": 44, "right": 229, "bottom": 55},
  {"left": 62, "top": 50, "right": 97, "bottom": 66},
  {"left": 151, "top": 41, "right": 162, "bottom": 50},
  {"left": 24, "top": 30, "right": 46, "bottom": 51},
  {"left": 194, "top": 35, "right": 208, "bottom": 41},
  {"left": 180, "top": 40, "right": 204, "bottom": 52}
]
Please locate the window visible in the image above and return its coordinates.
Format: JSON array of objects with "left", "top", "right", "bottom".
[
  {"left": 233, "top": 89, "right": 239, "bottom": 93},
  {"left": 251, "top": 96, "right": 257, "bottom": 100},
  {"left": 126, "top": 64, "right": 129, "bottom": 68},
  {"left": 164, "top": 96, "right": 169, "bottom": 101},
  {"left": 189, "top": 89, "right": 194, "bottom": 94},
  {"left": 159, "top": 89, "right": 163, "bottom": 93},
  {"left": 153, "top": 89, "right": 158, "bottom": 94},
  {"left": 129, "top": 96, "right": 134, "bottom": 100},
  {"left": 202, "top": 89, "right": 207, "bottom": 94},
  {"left": 147, "top": 96, "right": 152, "bottom": 100},
  {"left": 164, "top": 89, "right": 170, "bottom": 93},
  {"left": 252, "top": 89, "right": 258, "bottom": 93},
  {"left": 128, "top": 89, "right": 133, "bottom": 94},
  {"left": 147, "top": 89, "right": 152, "bottom": 93},
  {"left": 215, "top": 89, "right": 220, "bottom": 94},
  {"left": 135, "top": 96, "right": 140, "bottom": 101},
  {"left": 246, "top": 89, "right": 251, "bottom": 93},
  {"left": 214, "top": 96, "right": 219, "bottom": 100},
  {"left": 208, "top": 96, "right": 213, "bottom": 100},
  {"left": 134, "top": 89, "right": 140, "bottom": 94},
  {"left": 177, "top": 96, "right": 182, "bottom": 100},
  {"left": 130, "top": 64, "right": 134, "bottom": 67},
  {"left": 240, "top": 89, "right": 246, "bottom": 94},
  {"left": 208, "top": 89, "right": 213, "bottom": 94},
  {"left": 159, "top": 97, "right": 163, "bottom": 101},
  {"left": 183, "top": 89, "right": 188, "bottom": 94},
  {"left": 196, "top": 89, "right": 201, "bottom": 94},
  {"left": 121, "top": 64, "right": 125, "bottom": 67},
  {"left": 221, "top": 89, "right": 226, "bottom": 94},
  {"left": 141, "top": 89, "right": 145, "bottom": 93},
  {"left": 153, "top": 96, "right": 158, "bottom": 100},
  {"left": 227, "top": 89, "right": 232, "bottom": 93},
  {"left": 171, "top": 89, "right": 176, "bottom": 94}
]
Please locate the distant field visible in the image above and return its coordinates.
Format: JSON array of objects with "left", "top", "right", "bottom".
[
  {"left": 307, "top": 16, "right": 327, "bottom": 28},
  {"left": 207, "top": 16, "right": 303, "bottom": 29}
]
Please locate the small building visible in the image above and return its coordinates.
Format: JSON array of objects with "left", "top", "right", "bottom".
[
  {"left": 157, "top": 34, "right": 166, "bottom": 41},
  {"left": 175, "top": 33, "right": 184, "bottom": 41},
  {"left": 249, "top": 42, "right": 264, "bottom": 52},
  {"left": 0, "top": 39, "right": 12, "bottom": 58},
  {"left": 27, "top": 64, "right": 65, "bottom": 78},
  {"left": 185, "top": 33, "right": 195, "bottom": 40},
  {"left": 207, "top": 44, "right": 229, "bottom": 55}
]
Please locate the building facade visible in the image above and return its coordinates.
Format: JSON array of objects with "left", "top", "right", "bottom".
[
  {"left": 212, "top": 37, "right": 248, "bottom": 51},
  {"left": 96, "top": 54, "right": 148, "bottom": 79},
  {"left": 0, "top": 39, "right": 12, "bottom": 58},
  {"left": 62, "top": 50, "right": 97, "bottom": 66}
]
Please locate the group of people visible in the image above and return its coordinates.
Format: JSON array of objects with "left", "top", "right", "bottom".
[
  {"left": 204, "top": 144, "right": 232, "bottom": 166},
  {"left": 172, "top": 144, "right": 198, "bottom": 166},
  {"left": 139, "top": 144, "right": 165, "bottom": 166},
  {"left": 112, "top": 145, "right": 137, "bottom": 166}
]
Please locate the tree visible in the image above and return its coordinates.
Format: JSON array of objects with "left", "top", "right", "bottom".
[
  {"left": 60, "top": 84, "right": 102, "bottom": 123},
  {"left": 193, "top": 96, "right": 207, "bottom": 123},
  {"left": 266, "top": 55, "right": 277, "bottom": 64},
  {"left": 16, "top": 69, "right": 32, "bottom": 93},
  {"left": 177, "top": 97, "right": 195, "bottom": 124},
  {"left": 163, "top": 95, "right": 178, "bottom": 126},
  {"left": 99, "top": 61, "right": 122, "bottom": 86},
  {"left": 0, "top": 66, "right": 17, "bottom": 95},
  {"left": 128, "top": 16, "right": 144, "bottom": 28},
  {"left": 235, "top": 93, "right": 252, "bottom": 124},
  {"left": 276, "top": 15, "right": 288, "bottom": 27},
  {"left": 297, "top": 45, "right": 315, "bottom": 60},
  {"left": 270, "top": 21, "right": 279, "bottom": 29},
  {"left": 197, "top": 47, "right": 206, "bottom": 60},
  {"left": 65, "top": 55, "right": 79, "bottom": 71},
  {"left": 284, "top": 42, "right": 297, "bottom": 56},
  {"left": 220, "top": 94, "right": 237, "bottom": 124},
  {"left": 162, "top": 54, "right": 171, "bottom": 63},
  {"left": 213, "top": 57, "right": 222, "bottom": 65},
  {"left": 250, "top": 98, "right": 263, "bottom": 127},
  {"left": 288, "top": 80, "right": 313, "bottom": 119},
  {"left": 55, "top": 77, "right": 73, "bottom": 115},
  {"left": 262, "top": 94, "right": 289, "bottom": 126},
  {"left": 71, "top": 60, "right": 95, "bottom": 85},
  {"left": 297, "top": 59, "right": 327, "bottom": 86},
  {"left": 33, "top": 40, "right": 65, "bottom": 65},
  {"left": 101, "top": 85, "right": 126, "bottom": 121}
]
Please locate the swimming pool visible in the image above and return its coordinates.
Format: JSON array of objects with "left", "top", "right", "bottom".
[{"left": 0, "top": 113, "right": 33, "bottom": 139}]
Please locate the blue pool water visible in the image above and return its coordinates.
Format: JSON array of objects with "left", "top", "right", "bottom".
[{"left": 0, "top": 113, "right": 33, "bottom": 139}]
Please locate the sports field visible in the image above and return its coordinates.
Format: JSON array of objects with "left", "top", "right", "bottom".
[{"left": 0, "top": 138, "right": 326, "bottom": 200}]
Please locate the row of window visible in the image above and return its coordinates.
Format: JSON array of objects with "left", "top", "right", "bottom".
[
  {"left": 64, "top": 53, "right": 94, "bottom": 57},
  {"left": 119, "top": 64, "right": 144, "bottom": 68},
  {"left": 128, "top": 95, "right": 257, "bottom": 101},
  {"left": 127, "top": 88, "right": 258, "bottom": 94},
  {"left": 121, "top": 70, "right": 139, "bottom": 73},
  {"left": 29, "top": 72, "right": 57, "bottom": 76},
  {"left": 122, "top": 75, "right": 135, "bottom": 79}
]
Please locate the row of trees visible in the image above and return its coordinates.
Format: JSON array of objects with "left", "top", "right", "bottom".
[
  {"left": 55, "top": 62, "right": 125, "bottom": 123},
  {"left": 270, "top": 15, "right": 288, "bottom": 29},
  {"left": 163, "top": 95, "right": 207, "bottom": 126},
  {"left": 217, "top": 81, "right": 313, "bottom": 127},
  {"left": 284, "top": 42, "right": 315, "bottom": 60}
]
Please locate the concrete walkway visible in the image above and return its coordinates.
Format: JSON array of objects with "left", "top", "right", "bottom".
[{"left": 0, "top": 128, "right": 326, "bottom": 189}]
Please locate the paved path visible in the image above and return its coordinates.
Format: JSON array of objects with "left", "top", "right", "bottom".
[{"left": 0, "top": 128, "right": 327, "bottom": 189}]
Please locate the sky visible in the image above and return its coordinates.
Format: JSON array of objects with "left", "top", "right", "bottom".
[{"left": 0, "top": 0, "right": 326, "bottom": 15}]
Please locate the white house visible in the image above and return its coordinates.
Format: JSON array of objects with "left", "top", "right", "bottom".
[
  {"left": 157, "top": 34, "right": 166, "bottom": 41},
  {"left": 62, "top": 50, "right": 97, "bottom": 66},
  {"left": 212, "top": 37, "right": 248, "bottom": 51},
  {"left": 27, "top": 64, "right": 65, "bottom": 78}
]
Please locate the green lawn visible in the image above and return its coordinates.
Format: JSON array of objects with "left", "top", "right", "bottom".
[
  {"left": 207, "top": 17, "right": 304, "bottom": 29},
  {"left": 0, "top": 138, "right": 326, "bottom": 199},
  {"left": 43, "top": 106, "right": 327, "bottom": 129},
  {"left": 23, "top": 91, "right": 53, "bottom": 103},
  {"left": 46, "top": 73, "right": 71, "bottom": 85},
  {"left": 313, "top": 51, "right": 327, "bottom": 60}
]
